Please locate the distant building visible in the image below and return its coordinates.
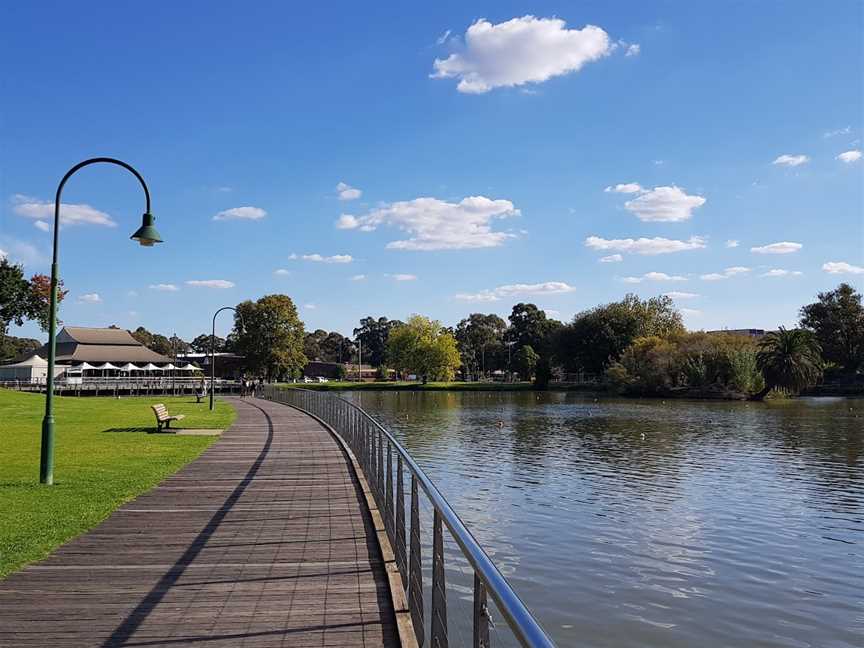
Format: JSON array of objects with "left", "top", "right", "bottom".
[
  {"left": 31, "top": 327, "right": 172, "bottom": 364},
  {"left": 0, "top": 355, "right": 55, "bottom": 381},
  {"left": 177, "top": 352, "right": 245, "bottom": 379},
  {"left": 707, "top": 328, "right": 767, "bottom": 338}
]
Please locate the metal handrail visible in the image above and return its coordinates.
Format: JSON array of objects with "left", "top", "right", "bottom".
[{"left": 261, "top": 385, "right": 556, "bottom": 648}]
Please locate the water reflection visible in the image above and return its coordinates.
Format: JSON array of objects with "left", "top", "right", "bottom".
[{"left": 346, "top": 391, "right": 864, "bottom": 648}]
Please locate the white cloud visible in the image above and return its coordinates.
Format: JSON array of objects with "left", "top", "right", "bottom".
[
  {"left": 185, "top": 279, "right": 235, "bottom": 289},
  {"left": 350, "top": 274, "right": 367, "bottom": 281},
  {"left": 303, "top": 303, "right": 317, "bottom": 310},
  {"left": 127, "top": 290, "right": 138, "bottom": 297},
  {"left": 625, "top": 43, "right": 640, "bottom": 56},
  {"left": 585, "top": 235, "right": 707, "bottom": 255},
  {"left": 699, "top": 266, "right": 750, "bottom": 281},
  {"left": 297, "top": 253, "right": 353, "bottom": 264},
  {"left": 431, "top": 16, "right": 613, "bottom": 94},
  {"left": 0, "top": 248, "right": 5, "bottom": 260},
  {"left": 273, "top": 269, "right": 291, "bottom": 276},
  {"left": 213, "top": 206, "right": 267, "bottom": 221},
  {"left": 623, "top": 185, "right": 706, "bottom": 222},
  {"left": 77, "top": 293, "right": 102, "bottom": 304},
  {"left": 622, "top": 272, "right": 687, "bottom": 283},
  {"left": 336, "top": 214, "right": 359, "bottom": 229},
  {"left": 216, "top": 186, "right": 233, "bottom": 193},
  {"left": 599, "top": 254, "right": 623, "bottom": 263},
  {"left": 13, "top": 194, "right": 115, "bottom": 227},
  {"left": 680, "top": 308, "right": 702, "bottom": 317},
  {"left": 34, "top": 220, "right": 50, "bottom": 232},
  {"left": 339, "top": 196, "right": 519, "bottom": 250},
  {"left": 455, "top": 281, "right": 574, "bottom": 302},
  {"left": 761, "top": 269, "right": 803, "bottom": 278},
  {"left": 0, "top": 237, "right": 45, "bottom": 266},
  {"left": 665, "top": 291, "right": 699, "bottom": 300},
  {"left": 336, "top": 182, "right": 362, "bottom": 201},
  {"left": 725, "top": 239, "right": 739, "bottom": 248},
  {"left": 822, "top": 261, "right": 864, "bottom": 275},
  {"left": 149, "top": 283, "right": 179, "bottom": 292},
  {"left": 386, "top": 274, "right": 418, "bottom": 281},
  {"left": 751, "top": 241, "right": 802, "bottom": 254},
  {"left": 436, "top": 29, "right": 452, "bottom": 45},
  {"left": 604, "top": 182, "right": 643, "bottom": 194},
  {"left": 772, "top": 154, "right": 809, "bottom": 167},
  {"left": 824, "top": 126, "right": 851, "bottom": 138},
  {"left": 837, "top": 150, "right": 862, "bottom": 163}
]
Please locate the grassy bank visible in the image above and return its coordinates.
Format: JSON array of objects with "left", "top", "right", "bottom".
[{"left": 0, "top": 389, "right": 235, "bottom": 579}]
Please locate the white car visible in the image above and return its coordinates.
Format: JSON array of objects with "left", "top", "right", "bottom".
[
  {"left": 317, "top": 377, "right": 329, "bottom": 383},
  {"left": 303, "top": 377, "right": 313, "bottom": 383}
]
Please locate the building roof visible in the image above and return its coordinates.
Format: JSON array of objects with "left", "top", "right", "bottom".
[
  {"left": 34, "top": 327, "right": 172, "bottom": 364},
  {"left": 58, "top": 326, "right": 141, "bottom": 346}
]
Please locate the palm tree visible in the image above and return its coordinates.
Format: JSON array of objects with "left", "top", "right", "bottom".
[{"left": 753, "top": 327, "right": 823, "bottom": 400}]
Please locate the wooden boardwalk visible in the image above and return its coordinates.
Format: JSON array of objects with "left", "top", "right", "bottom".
[{"left": 0, "top": 397, "right": 400, "bottom": 647}]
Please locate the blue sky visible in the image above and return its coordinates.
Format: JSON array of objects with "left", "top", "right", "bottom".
[{"left": 2, "top": 1, "right": 862, "bottom": 341}]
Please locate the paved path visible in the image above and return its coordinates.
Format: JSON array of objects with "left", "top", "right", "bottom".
[{"left": 0, "top": 397, "right": 399, "bottom": 647}]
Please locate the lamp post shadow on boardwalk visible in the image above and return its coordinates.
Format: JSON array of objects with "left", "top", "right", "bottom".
[
  {"left": 40, "top": 158, "right": 162, "bottom": 485},
  {"left": 210, "top": 306, "right": 242, "bottom": 411}
]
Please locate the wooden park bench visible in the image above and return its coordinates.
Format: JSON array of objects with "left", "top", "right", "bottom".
[{"left": 151, "top": 403, "right": 185, "bottom": 432}]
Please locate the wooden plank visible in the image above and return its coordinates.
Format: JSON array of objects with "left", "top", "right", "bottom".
[{"left": 0, "top": 397, "right": 400, "bottom": 647}]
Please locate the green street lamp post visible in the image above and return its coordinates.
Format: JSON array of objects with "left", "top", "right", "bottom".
[
  {"left": 40, "top": 158, "right": 162, "bottom": 485},
  {"left": 210, "top": 306, "right": 241, "bottom": 411}
]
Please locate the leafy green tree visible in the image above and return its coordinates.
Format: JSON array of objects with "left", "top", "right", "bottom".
[
  {"left": 354, "top": 316, "right": 402, "bottom": 367},
  {"left": 303, "top": 329, "right": 328, "bottom": 360},
  {"left": 799, "top": 283, "right": 864, "bottom": 374},
  {"left": 556, "top": 294, "right": 684, "bottom": 375},
  {"left": 321, "top": 332, "right": 353, "bottom": 363},
  {"left": 755, "top": 327, "right": 823, "bottom": 399},
  {"left": 130, "top": 326, "right": 154, "bottom": 348},
  {"left": 0, "top": 259, "right": 31, "bottom": 349},
  {"left": 27, "top": 273, "right": 68, "bottom": 332},
  {"left": 386, "top": 315, "right": 461, "bottom": 382},
  {"left": 513, "top": 344, "right": 539, "bottom": 380},
  {"left": 534, "top": 356, "right": 553, "bottom": 389},
  {"left": 150, "top": 334, "right": 173, "bottom": 356},
  {"left": 507, "top": 303, "right": 559, "bottom": 353},
  {"left": 168, "top": 335, "right": 190, "bottom": 355},
  {"left": 455, "top": 313, "right": 507, "bottom": 378},
  {"left": 190, "top": 333, "right": 224, "bottom": 353},
  {"left": 0, "top": 335, "right": 40, "bottom": 361},
  {"left": 234, "top": 294, "right": 307, "bottom": 379}
]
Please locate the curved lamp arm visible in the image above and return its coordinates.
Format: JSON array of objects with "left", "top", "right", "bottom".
[
  {"left": 210, "top": 306, "right": 245, "bottom": 410},
  {"left": 41, "top": 157, "right": 157, "bottom": 485}
]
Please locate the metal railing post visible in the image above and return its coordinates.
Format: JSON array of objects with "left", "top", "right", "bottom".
[
  {"left": 385, "top": 442, "right": 394, "bottom": 544},
  {"left": 409, "top": 475, "right": 424, "bottom": 647},
  {"left": 432, "top": 509, "right": 449, "bottom": 648},
  {"left": 395, "top": 455, "right": 407, "bottom": 590},
  {"left": 474, "top": 573, "right": 490, "bottom": 648}
]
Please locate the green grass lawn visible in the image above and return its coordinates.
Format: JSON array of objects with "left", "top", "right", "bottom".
[{"left": 0, "top": 389, "right": 235, "bottom": 580}]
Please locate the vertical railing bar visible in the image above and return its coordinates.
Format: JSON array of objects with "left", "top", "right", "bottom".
[
  {"left": 473, "top": 572, "right": 490, "bottom": 648},
  {"left": 395, "top": 454, "right": 407, "bottom": 590},
  {"left": 385, "top": 441, "right": 394, "bottom": 545},
  {"left": 432, "top": 508, "right": 449, "bottom": 648},
  {"left": 409, "top": 475, "right": 424, "bottom": 647}
]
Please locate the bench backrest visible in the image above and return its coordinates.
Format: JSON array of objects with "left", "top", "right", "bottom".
[{"left": 152, "top": 404, "right": 170, "bottom": 421}]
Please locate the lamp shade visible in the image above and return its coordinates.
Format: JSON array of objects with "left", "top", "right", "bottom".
[{"left": 130, "top": 212, "right": 163, "bottom": 246}]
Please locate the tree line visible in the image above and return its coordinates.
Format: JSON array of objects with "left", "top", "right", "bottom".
[{"left": 4, "top": 263, "right": 861, "bottom": 397}]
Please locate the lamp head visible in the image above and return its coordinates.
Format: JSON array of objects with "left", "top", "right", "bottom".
[{"left": 130, "top": 212, "right": 163, "bottom": 247}]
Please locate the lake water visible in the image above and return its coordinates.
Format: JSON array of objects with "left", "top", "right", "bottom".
[{"left": 343, "top": 391, "right": 863, "bottom": 648}]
